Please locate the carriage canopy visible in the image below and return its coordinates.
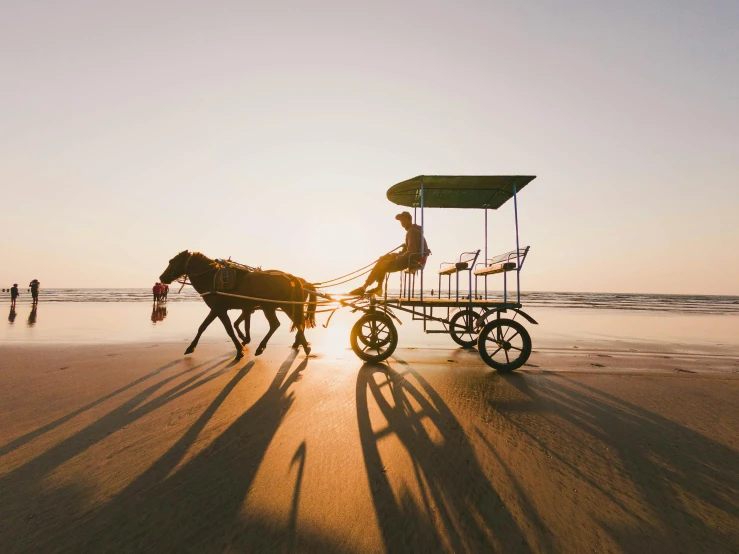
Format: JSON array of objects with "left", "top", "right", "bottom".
[{"left": 387, "top": 175, "right": 536, "bottom": 210}]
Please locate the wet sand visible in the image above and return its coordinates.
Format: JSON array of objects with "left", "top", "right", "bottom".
[{"left": 1, "top": 306, "right": 738, "bottom": 553}]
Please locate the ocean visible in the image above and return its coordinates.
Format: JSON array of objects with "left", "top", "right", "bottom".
[{"left": 2, "top": 288, "right": 738, "bottom": 315}]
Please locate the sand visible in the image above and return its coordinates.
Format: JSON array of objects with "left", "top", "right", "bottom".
[{"left": 1, "top": 305, "right": 738, "bottom": 553}]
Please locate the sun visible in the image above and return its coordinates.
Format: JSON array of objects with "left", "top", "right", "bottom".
[{"left": 309, "top": 309, "right": 353, "bottom": 358}]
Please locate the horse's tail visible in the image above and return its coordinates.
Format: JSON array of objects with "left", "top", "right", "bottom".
[
  {"left": 304, "top": 282, "right": 317, "bottom": 329},
  {"left": 289, "top": 275, "right": 305, "bottom": 332}
]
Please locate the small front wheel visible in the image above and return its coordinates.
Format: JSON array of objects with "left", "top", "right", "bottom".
[
  {"left": 449, "top": 309, "right": 482, "bottom": 348},
  {"left": 478, "top": 318, "right": 531, "bottom": 371},
  {"left": 351, "top": 313, "right": 398, "bottom": 363}
]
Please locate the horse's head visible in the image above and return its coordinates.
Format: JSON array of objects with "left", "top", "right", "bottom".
[{"left": 159, "top": 250, "right": 191, "bottom": 284}]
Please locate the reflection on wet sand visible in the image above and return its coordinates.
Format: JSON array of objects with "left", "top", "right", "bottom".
[
  {"left": 27, "top": 306, "right": 37, "bottom": 327},
  {"left": 8, "top": 307, "right": 16, "bottom": 324},
  {"left": 151, "top": 303, "right": 167, "bottom": 324}
]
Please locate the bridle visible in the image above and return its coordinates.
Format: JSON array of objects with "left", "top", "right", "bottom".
[{"left": 174, "top": 252, "right": 218, "bottom": 292}]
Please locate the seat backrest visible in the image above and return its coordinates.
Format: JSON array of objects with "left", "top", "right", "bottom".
[{"left": 487, "top": 246, "right": 529, "bottom": 266}]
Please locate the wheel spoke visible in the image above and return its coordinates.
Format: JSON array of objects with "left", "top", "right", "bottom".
[{"left": 505, "top": 349, "right": 510, "bottom": 364}]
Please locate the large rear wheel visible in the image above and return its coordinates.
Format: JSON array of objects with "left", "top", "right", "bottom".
[
  {"left": 478, "top": 318, "right": 531, "bottom": 371},
  {"left": 448, "top": 309, "right": 482, "bottom": 348},
  {"left": 351, "top": 313, "right": 398, "bottom": 363}
]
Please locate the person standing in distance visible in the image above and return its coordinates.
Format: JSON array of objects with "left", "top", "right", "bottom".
[
  {"left": 10, "top": 284, "right": 19, "bottom": 308},
  {"left": 29, "top": 279, "right": 40, "bottom": 305}
]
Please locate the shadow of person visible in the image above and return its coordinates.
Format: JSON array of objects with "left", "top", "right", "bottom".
[
  {"left": 356, "top": 362, "right": 531, "bottom": 553},
  {"left": 28, "top": 352, "right": 323, "bottom": 553},
  {"left": 8, "top": 306, "right": 16, "bottom": 323},
  {"left": 27, "top": 305, "right": 37, "bottom": 326}
]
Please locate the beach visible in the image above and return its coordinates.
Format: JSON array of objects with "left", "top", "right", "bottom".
[{"left": 1, "top": 301, "right": 738, "bottom": 553}]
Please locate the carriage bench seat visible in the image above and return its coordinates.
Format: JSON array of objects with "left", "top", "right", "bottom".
[
  {"left": 473, "top": 261, "right": 516, "bottom": 276},
  {"left": 403, "top": 262, "right": 426, "bottom": 274},
  {"left": 438, "top": 262, "right": 469, "bottom": 276}
]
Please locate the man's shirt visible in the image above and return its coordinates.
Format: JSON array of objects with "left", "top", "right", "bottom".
[{"left": 403, "top": 224, "right": 429, "bottom": 257}]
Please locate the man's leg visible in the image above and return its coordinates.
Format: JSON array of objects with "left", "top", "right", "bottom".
[
  {"left": 368, "top": 256, "right": 410, "bottom": 293},
  {"left": 352, "top": 255, "right": 410, "bottom": 295},
  {"left": 350, "top": 255, "right": 394, "bottom": 295}
]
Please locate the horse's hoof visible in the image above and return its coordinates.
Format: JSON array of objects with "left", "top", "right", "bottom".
[
  {"left": 304, "top": 345, "right": 312, "bottom": 355},
  {"left": 241, "top": 340, "right": 249, "bottom": 347},
  {"left": 184, "top": 347, "right": 195, "bottom": 355},
  {"left": 235, "top": 350, "right": 244, "bottom": 360},
  {"left": 291, "top": 344, "right": 300, "bottom": 350},
  {"left": 255, "top": 346, "right": 265, "bottom": 356}
]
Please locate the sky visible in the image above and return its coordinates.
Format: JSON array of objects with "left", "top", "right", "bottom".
[{"left": 1, "top": 0, "right": 737, "bottom": 294}]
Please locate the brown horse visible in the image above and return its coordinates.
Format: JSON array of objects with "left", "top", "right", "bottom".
[
  {"left": 232, "top": 275, "right": 315, "bottom": 349},
  {"left": 159, "top": 251, "right": 317, "bottom": 359}
]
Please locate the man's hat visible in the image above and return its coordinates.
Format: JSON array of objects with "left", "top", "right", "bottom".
[{"left": 395, "top": 211, "right": 412, "bottom": 221}]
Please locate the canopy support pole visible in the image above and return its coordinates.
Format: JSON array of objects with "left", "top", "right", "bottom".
[
  {"left": 514, "top": 182, "right": 520, "bottom": 304},
  {"left": 484, "top": 208, "right": 488, "bottom": 299},
  {"left": 420, "top": 180, "right": 425, "bottom": 304}
]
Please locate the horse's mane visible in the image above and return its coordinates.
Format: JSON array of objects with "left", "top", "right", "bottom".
[{"left": 190, "top": 251, "right": 215, "bottom": 264}]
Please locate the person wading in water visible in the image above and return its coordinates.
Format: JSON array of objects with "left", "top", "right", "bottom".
[
  {"left": 29, "top": 279, "right": 40, "bottom": 304},
  {"left": 350, "top": 211, "right": 430, "bottom": 296},
  {"left": 10, "top": 284, "right": 19, "bottom": 308}
]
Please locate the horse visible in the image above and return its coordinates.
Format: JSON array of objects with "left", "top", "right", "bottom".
[
  {"left": 232, "top": 276, "right": 314, "bottom": 349},
  {"left": 159, "top": 251, "right": 317, "bottom": 359}
]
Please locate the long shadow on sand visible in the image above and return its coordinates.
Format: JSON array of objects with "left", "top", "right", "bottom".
[
  {"left": 0, "top": 353, "right": 240, "bottom": 550},
  {"left": 21, "top": 351, "right": 345, "bottom": 553},
  {"left": 357, "top": 361, "right": 532, "bottom": 553},
  {"left": 0, "top": 358, "right": 186, "bottom": 457},
  {"left": 498, "top": 372, "right": 739, "bottom": 553}
]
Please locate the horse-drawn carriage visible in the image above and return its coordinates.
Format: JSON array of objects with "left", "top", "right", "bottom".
[
  {"left": 342, "top": 175, "right": 537, "bottom": 372},
  {"left": 159, "top": 175, "right": 537, "bottom": 372}
]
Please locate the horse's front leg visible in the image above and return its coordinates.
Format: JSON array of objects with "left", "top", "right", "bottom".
[
  {"left": 217, "top": 311, "right": 244, "bottom": 359},
  {"left": 185, "top": 310, "right": 218, "bottom": 355},
  {"left": 255, "top": 308, "right": 280, "bottom": 356}
]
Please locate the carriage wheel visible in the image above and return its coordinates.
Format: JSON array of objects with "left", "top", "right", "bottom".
[
  {"left": 448, "top": 309, "right": 482, "bottom": 348},
  {"left": 478, "top": 318, "right": 532, "bottom": 372},
  {"left": 351, "top": 313, "right": 398, "bottom": 363}
]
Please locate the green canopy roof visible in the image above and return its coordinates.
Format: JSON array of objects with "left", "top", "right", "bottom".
[{"left": 387, "top": 175, "right": 536, "bottom": 209}]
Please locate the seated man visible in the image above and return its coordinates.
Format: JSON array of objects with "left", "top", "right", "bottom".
[{"left": 351, "top": 211, "right": 430, "bottom": 295}]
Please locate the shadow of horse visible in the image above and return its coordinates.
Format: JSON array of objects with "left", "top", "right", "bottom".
[
  {"left": 0, "top": 358, "right": 185, "bottom": 458},
  {"left": 19, "top": 352, "right": 342, "bottom": 553},
  {"left": 0, "top": 354, "right": 239, "bottom": 550}
]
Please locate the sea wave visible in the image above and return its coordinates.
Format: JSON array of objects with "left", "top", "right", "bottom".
[{"left": 2, "top": 288, "right": 738, "bottom": 315}]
